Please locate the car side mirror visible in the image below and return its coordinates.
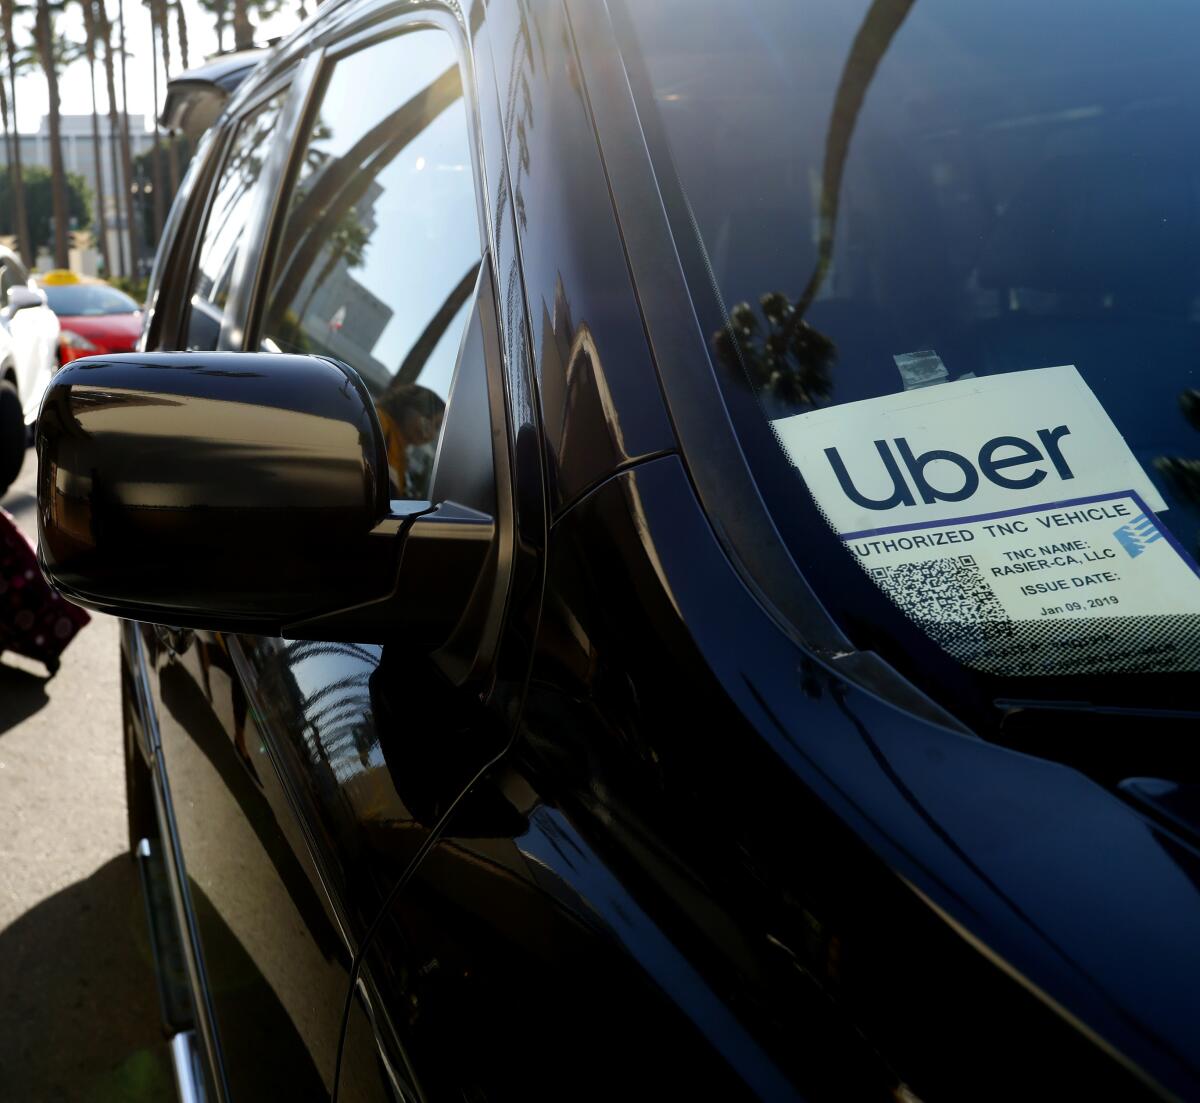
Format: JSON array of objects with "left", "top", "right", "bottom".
[
  {"left": 7, "top": 285, "right": 45, "bottom": 316},
  {"left": 35, "top": 351, "right": 495, "bottom": 644}
]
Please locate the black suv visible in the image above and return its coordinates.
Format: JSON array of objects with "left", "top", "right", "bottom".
[{"left": 36, "top": 0, "right": 1200, "bottom": 1100}]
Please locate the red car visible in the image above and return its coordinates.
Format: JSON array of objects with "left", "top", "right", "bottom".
[{"left": 41, "top": 282, "right": 143, "bottom": 365}]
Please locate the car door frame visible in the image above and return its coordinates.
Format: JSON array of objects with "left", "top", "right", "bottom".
[
  {"left": 136, "top": 89, "right": 328, "bottom": 1102},
  {"left": 133, "top": 0, "right": 550, "bottom": 1096},
  {"left": 131, "top": 55, "right": 330, "bottom": 1103},
  {"left": 220, "top": 9, "right": 552, "bottom": 1088},
  {"left": 321, "top": 4, "right": 555, "bottom": 1081}
]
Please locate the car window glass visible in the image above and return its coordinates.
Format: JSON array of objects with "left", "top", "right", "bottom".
[
  {"left": 0, "top": 263, "right": 16, "bottom": 297},
  {"left": 259, "top": 29, "right": 482, "bottom": 499},
  {"left": 44, "top": 285, "right": 138, "bottom": 316},
  {"left": 184, "top": 92, "right": 287, "bottom": 351}
]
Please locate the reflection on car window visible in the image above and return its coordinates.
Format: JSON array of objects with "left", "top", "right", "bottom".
[
  {"left": 184, "top": 93, "right": 287, "bottom": 351},
  {"left": 259, "top": 29, "right": 482, "bottom": 499},
  {"left": 44, "top": 285, "right": 138, "bottom": 316}
]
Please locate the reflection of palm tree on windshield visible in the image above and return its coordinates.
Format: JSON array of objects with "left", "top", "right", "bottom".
[
  {"left": 796, "top": 0, "right": 917, "bottom": 318},
  {"left": 298, "top": 207, "right": 370, "bottom": 323},
  {"left": 267, "top": 65, "right": 462, "bottom": 315},
  {"left": 713, "top": 292, "right": 836, "bottom": 409},
  {"left": 194, "top": 105, "right": 283, "bottom": 308},
  {"left": 394, "top": 264, "right": 478, "bottom": 385},
  {"left": 711, "top": 0, "right": 916, "bottom": 412}
]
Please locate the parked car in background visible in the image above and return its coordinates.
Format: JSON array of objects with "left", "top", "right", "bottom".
[
  {"left": 38, "top": 271, "right": 142, "bottom": 365},
  {"left": 0, "top": 321, "right": 23, "bottom": 497},
  {"left": 32, "top": 0, "right": 1200, "bottom": 1100},
  {"left": 0, "top": 246, "right": 58, "bottom": 427}
]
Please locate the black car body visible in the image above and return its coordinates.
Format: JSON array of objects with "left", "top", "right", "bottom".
[{"left": 35, "top": 0, "right": 1200, "bottom": 1100}]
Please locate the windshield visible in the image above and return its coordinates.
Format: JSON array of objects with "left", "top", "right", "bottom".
[
  {"left": 44, "top": 284, "right": 139, "bottom": 316},
  {"left": 617, "top": 0, "right": 1200, "bottom": 702}
]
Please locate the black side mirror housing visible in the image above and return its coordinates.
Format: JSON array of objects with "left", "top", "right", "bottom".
[{"left": 35, "top": 351, "right": 493, "bottom": 643}]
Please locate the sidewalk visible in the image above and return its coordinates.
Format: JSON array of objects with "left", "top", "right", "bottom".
[{"left": 0, "top": 447, "right": 170, "bottom": 1101}]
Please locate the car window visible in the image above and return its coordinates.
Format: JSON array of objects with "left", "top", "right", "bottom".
[
  {"left": 258, "top": 28, "right": 482, "bottom": 499},
  {"left": 44, "top": 285, "right": 138, "bottom": 316},
  {"left": 0, "top": 261, "right": 19, "bottom": 297},
  {"left": 183, "top": 91, "right": 287, "bottom": 351}
]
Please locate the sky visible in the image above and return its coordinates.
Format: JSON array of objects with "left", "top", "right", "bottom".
[{"left": 9, "top": 0, "right": 307, "bottom": 134}]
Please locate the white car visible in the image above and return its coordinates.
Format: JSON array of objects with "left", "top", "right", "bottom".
[
  {"left": 0, "top": 246, "right": 60, "bottom": 496},
  {"left": 1, "top": 248, "right": 60, "bottom": 422},
  {"left": 0, "top": 319, "right": 21, "bottom": 498}
]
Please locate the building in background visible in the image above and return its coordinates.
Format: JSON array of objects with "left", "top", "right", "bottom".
[{"left": 17, "top": 114, "right": 154, "bottom": 274}]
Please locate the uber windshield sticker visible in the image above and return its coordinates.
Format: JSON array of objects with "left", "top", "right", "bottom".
[{"left": 772, "top": 366, "right": 1200, "bottom": 675}]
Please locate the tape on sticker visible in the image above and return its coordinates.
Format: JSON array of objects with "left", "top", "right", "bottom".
[{"left": 893, "top": 350, "right": 948, "bottom": 391}]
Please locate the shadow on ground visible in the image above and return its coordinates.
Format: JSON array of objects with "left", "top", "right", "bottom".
[
  {"left": 0, "top": 856, "right": 172, "bottom": 1101},
  {"left": 0, "top": 662, "right": 50, "bottom": 736},
  {"left": 2, "top": 489, "right": 36, "bottom": 521}
]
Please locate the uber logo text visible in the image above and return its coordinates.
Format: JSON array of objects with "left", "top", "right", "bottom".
[{"left": 824, "top": 426, "right": 1074, "bottom": 511}]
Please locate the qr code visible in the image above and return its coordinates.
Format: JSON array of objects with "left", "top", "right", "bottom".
[{"left": 868, "top": 554, "right": 1009, "bottom": 626}]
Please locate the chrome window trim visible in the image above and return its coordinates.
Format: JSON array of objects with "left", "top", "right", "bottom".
[
  {"left": 127, "top": 624, "right": 233, "bottom": 1101},
  {"left": 170, "top": 1030, "right": 206, "bottom": 1103}
]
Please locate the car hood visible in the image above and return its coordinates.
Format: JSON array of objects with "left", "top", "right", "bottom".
[{"left": 763, "top": 671, "right": 1200, "bottom": 1099}]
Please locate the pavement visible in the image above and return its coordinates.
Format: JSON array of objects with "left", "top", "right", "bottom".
[{"left": 0, "top": 445, "right": 172, "bottom": 1101}]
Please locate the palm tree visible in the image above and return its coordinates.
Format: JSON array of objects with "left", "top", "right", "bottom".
[
  {"left": 0, "top": 54, "right": 12, "bottom": 192},
  {"left": 154, "top": 0, "right": 178, "bottom": 194},
  {"left": 32, "top": 0, "right": 71, "bottom": 267},
  {"left": 1, "top": 0, "right": 31, "bottom": 264},
  {"left": 116, "top": 0, "right": 138, "bottom": 270},
  {"left": 205, "top": 0, "right": 281, "bottom": 53},
  {"left": 173, "top": 0, "right": 186, "bottom": 69},
  {"left": 145, "top": 0, "right": 164, "bottom": 237},
  {"left": 231, "top": 0, "right": 249, "bottom": 48},
  {"left": 198, "top": 0, "right": 227, "bottom": 51},
  {"left": 95, "top": 0, "right": 131, "bottom": 275},
  {"left": 78, "top": 0, "right": 110, "bottom": 275}
]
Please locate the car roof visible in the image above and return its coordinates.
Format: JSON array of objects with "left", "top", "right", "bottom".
[{"left": 161, "top": 49, "right": 268, "bottom": 140}]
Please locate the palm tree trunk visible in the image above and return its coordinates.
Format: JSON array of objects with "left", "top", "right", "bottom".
[
  {"left": 81, "top": 0, "right": 112, "bottom": 276},
  {"left": 151, "top": 0, "right": 178, "bottom": 197},
  {"left": 97, "top": 0, "right": 128, "bottom": 275},
  {"left": 35, "top": 0, "right": 70, "bottom": 268},
  {"left": 213, "top": 2, "right": 225, "bottom": 53},
  {"left": 175, "top": 0, "right": 188, "bottom": 69},
  {"left": 86, "top": 58, "right": 111, "bottom": 275},
  {"left": 117, "top": 0, "right": 139, "bottom": 271},
  {"left": 232, "top": 0, "right": 251, "bottom": 49},
  {"left": 0, "top": 61, "right": 11, "bottom": 187},
  {"left": 154, "top": 0, "right": 169, "bottom": 73},
  {"left": 173, "top": 2, "right": 191, "bottom": 178},
  {"left": 148, "top": 9, "right": 165, "bottom": 239},
  {"left": 2, "top": 0, "right": 32, "bottom": 265}
]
